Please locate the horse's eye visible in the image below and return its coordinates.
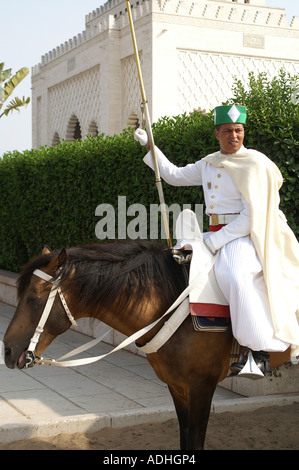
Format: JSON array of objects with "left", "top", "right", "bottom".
[
  {"left": 26, "top": 295, "right": 44, "bottom": 307},
  {"left": 27, "top": 295, "right": 39, "bottom": 303}
]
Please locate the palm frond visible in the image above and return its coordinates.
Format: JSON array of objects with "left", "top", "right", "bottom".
[
  {"left": 0, "top": 96, "right": 30, "bottom": 118},
  {"left": 3, "top": 67, "right": 29, "bottom": 101},
  {"left": 0, "top": 65, "right": 12, "bottom": 85}
]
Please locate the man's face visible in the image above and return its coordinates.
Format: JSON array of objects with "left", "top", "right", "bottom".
[{"left": 215, "top": 123, "right": 245, "bottom": 154}]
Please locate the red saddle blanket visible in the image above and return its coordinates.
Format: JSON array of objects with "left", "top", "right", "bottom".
[
  {"left": 190, "top": 302, "right": 230, "bottom": 318},
  {"left": 190, "top": 303, "right": 230, "bottom": 331}
]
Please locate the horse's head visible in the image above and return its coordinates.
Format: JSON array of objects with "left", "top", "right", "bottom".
[{"left": 3, "top": 247, "right": 73, "bottom": 369}]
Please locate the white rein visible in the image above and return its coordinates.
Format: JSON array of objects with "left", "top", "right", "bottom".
[{"left": 25, "top": 255, "right": 215, "bottom": 368}]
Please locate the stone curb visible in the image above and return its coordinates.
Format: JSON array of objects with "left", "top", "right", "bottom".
[{"left": 1, "top": 395, "right": 298, "bottom": 445}]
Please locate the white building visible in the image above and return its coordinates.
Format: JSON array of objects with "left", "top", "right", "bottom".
[{"left": 31, "top": 0, "right": 299, "bottom": 149}]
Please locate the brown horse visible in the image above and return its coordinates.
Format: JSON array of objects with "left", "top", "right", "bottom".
[{"left": 3, "top": 239, "right": 233, "bottom": 449}]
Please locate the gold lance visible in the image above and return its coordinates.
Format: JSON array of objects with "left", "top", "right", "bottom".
[{"left": 125, "top": 0, "right": 172, "bottom": 248}]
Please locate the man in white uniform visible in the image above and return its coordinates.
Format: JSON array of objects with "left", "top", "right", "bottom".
[{"left": 134, "top": 104, "right": 299, "bottom": 377}]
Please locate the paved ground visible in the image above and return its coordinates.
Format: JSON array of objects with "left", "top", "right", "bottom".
[{"left": 0, "top": 302, "right": 298, "bottom": 445}]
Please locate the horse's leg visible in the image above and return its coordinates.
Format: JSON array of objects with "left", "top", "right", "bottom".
[
  {"left": 148, "top": 325, "right": 233, "bottom": 450},
  {"left": 168, "top": 380, "right": 216, "bottom": 450},
  {"left": 168, "top": 384, "right": 189, "bottom": 449},
  {"left": 185, "top": 380, "right": 216, "bottom": 450}
]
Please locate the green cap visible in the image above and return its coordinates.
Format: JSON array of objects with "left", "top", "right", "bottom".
[{"left": 214, "top": 104, "right": 247, "bottom": 125}]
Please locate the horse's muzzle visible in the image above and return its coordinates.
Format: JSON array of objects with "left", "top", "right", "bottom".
[{"left": 4, "top": 345, "right": 19, "bottom": 369}]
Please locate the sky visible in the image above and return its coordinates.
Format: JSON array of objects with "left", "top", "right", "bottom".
[{"left": 0, "top": 0, "right": 298, "bottom": 157}]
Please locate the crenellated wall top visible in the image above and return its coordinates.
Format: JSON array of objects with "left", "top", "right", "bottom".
[{"left": 31, "top": 0, "right": 299, "bottom": 76}]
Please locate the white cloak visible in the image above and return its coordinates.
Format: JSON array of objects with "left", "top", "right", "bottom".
[{"left": 144, "top": 146, "right": 299, "bottom": 359}]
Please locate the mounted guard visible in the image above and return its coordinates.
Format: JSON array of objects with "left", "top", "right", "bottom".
[{"left": 134, "top": 103, "right": 299, "bottom": 378}]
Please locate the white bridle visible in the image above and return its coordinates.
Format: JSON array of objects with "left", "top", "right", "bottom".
[{"left": 24, "top": 269, "right": 78, "bottom": 367}]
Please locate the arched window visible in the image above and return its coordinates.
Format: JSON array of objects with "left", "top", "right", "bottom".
[
  {"left": 87, "top": 121, "right": 99, "bottom": 137},
  {"left": 66, "top": 114, "right": 82, "bottom": 141},
  {"left": 74, "top": 120, "right": 81, "bottom": 140},
  {"left": 52, "top": 132, "right": 61, "bottom": 147}
]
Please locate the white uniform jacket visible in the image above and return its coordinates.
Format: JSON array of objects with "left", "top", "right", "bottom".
[{"left": 144, "top": 146, "right": 250, "bottom": 251}]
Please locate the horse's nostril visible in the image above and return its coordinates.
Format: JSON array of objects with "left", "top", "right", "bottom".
[
  {"left": 5, "top": 346, "right": 12, "bottom": 361},
  {"left": 4, "top": 346, "right": 16, "bottom": 368}
]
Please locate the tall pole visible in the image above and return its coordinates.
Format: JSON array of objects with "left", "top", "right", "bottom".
[{"left": 125, "top": 0, "right": 172, "bottom": 248}]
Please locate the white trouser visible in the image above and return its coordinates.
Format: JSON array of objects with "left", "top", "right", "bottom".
[{"left": 214, "top": 236, "right": 290, "bottom": 352}]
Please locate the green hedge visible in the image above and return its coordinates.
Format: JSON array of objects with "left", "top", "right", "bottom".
[{"left": 0, "top": 70, "right": 298, "bottom": 272}]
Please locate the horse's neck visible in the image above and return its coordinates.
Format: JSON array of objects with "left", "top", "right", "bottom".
[
  {"left": 110, "top": 262, "right": 188, "bottom": 336},
  {"left": 69, "top": 256, "right": 187, "bottom": 339},
  {"left": 102, "top": 289, "right": 167, "bottom": 338}
]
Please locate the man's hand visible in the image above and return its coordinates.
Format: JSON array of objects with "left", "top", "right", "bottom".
[{"left": 134, "top": 128, "right": 149, "bottom": 147}]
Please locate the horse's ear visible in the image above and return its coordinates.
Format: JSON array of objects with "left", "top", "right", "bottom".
[
  {"left": 57, "top": 248, "right": 67, "bottom": 269},
  {"left": 42, "top": 245, "right": 51, "bottom": 255},
  {"left": 43, "top": 248, "right": 67, "bottom": 275}
]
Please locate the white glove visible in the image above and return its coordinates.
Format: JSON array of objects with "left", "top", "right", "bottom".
[{"left": 134, "top": 128, "right": 149, "bottom": 147}]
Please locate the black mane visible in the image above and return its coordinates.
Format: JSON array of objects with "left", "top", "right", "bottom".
[{"left": 18, "top": 240, "right": 186, "bottom": 317}]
